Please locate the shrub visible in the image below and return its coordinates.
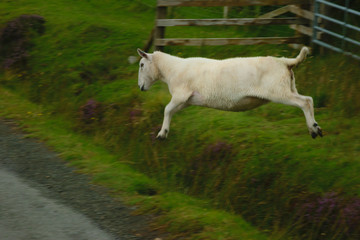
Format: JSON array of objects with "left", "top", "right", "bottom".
[{"left": 0, "top": 15, "right": 45, "bottom": 69}]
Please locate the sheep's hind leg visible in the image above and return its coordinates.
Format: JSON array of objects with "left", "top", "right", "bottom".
[
  {"left": 271, "top": 93, "right": 322, "bottom": 138},
  {"left": 299, "top": 95, "right": 323, "bottom": 138}
]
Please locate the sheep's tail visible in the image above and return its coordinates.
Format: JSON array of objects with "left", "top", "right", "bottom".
[{"left": 282, "top": 46, "right": 309, "bottom": 68}]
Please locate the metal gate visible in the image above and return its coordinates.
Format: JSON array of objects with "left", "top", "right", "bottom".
[{"left": 312, "top": 0, "right": 360, "bottom": 60}]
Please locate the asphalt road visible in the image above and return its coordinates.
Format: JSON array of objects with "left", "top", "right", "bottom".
[
  {"left": 0, "top": 167, "right": 115, "bottom": 240},
  {"left": 0, "top": 119, "right": 163, "bottom": 240}
]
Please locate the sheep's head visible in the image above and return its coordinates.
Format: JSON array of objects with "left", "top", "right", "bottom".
[{"left": 137, "top": 49, "right": 158, "bottom": 91}]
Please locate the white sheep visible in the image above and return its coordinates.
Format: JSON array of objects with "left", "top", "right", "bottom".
[{"left": 137, "top": 47, "right": 322, "bottom": 139}]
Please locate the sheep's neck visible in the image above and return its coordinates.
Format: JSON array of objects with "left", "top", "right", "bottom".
[{"left": 153, "top": 51, "right": 183, "bottom": 86}]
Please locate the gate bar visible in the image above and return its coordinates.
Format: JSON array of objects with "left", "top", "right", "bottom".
[{"left": 315, "top": 0, "right": 360, "bottom": 16}]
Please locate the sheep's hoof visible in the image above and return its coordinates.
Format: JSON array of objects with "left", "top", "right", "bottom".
[
  {"left": 318, "top": 128, "right": 323, "bottom": 137},
  {"left": 156, "top": 135, "right": 167, "bottom": 140},
  {"left": 311, "top": 123, "right": 323, "bottom": 139},
  {"left": 156, "top": 130, "right": 168, "bottom": 140},
  {"left": 311, "top": 132, "right": 318, "bottom": 139}
]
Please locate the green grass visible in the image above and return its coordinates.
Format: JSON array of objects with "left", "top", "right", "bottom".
[
  {"left": 0, "top": 87, "right": 267, "bottom": 240},
  {"left": 1, "top": 0, "right": 360, "bottom": 239}
]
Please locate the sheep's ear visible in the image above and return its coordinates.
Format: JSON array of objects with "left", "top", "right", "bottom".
[{"left": 137, "top": 48, "right": 148, "bottom": 59}]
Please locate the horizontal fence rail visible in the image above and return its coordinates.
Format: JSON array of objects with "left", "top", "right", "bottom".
[
  {"left": 156, "top": 18, "right": 307, "bottom": 27},
  {"left": 155, "top": 37, "right": 304, "bottom": 46},
  {"left": 157, "top": 0, "right": 310, "bottom": 7},
  {"left": 151, "top": 0, "right": 313, "bottom": 51}
]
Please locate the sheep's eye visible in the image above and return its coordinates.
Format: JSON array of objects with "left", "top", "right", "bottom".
[{"left": 140, "top": 63, "right": 144, "bottom": 68}]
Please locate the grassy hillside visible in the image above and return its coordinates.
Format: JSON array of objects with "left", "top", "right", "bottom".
[{"left": 1, "top": 0, "right": 360, "bottom": 239}]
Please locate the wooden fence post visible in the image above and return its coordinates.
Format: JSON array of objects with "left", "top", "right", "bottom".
[{"left": 155, "top": 6, "right": 167, "bottom": 51}]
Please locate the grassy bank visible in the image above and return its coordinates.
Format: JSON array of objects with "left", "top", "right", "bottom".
[
  {"left": 0, "top": 87, "right": 268, "bottom": 240},
  {"left": 1, "top": 0, "right": 360, "bottom": 239}
]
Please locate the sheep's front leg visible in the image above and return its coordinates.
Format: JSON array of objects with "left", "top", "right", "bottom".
[{"left": 157, "top": 97, "right": 187, "bottom": 139}]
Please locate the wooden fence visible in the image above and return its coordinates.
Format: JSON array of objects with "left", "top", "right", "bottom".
[{"left": 145, "top": 0, "right": 315, "bottom": 51}]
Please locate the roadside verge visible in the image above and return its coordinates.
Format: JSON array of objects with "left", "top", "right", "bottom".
[{"left": 0, "top": 87, "right": 268, "bottom": 239}]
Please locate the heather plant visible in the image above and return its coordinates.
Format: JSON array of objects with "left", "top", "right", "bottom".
[
  {"left": 79, "top": 99, "right": 103, "bottom": 126},
  {"left": 0, "top": 15, "right": 45, "bottom": 69},
  {"left": 342, "top": 197, "right": 360, "bottom": 236},
  {"left": 295, "top": 192, "right": 360, "bottom": 239}
]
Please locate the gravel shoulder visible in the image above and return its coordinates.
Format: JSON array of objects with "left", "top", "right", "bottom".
[{"left": 0, "top": 119, "right": 163, "bottom": 240}]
